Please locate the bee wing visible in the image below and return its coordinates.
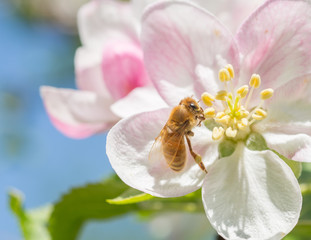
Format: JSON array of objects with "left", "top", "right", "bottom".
[
  {"left": 149, "top": 122, "right": 189, "bottom": 171},
  {"left": 148, "top": 129, "right": 165, "bottom": 162}
]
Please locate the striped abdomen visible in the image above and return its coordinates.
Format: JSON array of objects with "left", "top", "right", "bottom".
[{"left": 162, "top": 132, "right": 186, "bottom": 172}]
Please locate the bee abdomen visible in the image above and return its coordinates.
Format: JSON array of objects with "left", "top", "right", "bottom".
[{"left": 163, "top": 135, "right": 186, "bottom": 172}]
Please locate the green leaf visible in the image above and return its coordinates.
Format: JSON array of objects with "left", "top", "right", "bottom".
[
  {"left": 285, "top": 169, "right": 311, "bottom": 239},
  {"left": 48, "top": 174, "right": 205, "bottom": 240},
  {"left": 9, "top": 189, "right": 52, "bottom": 240},
  {"left": 285, "top": 221, "right": 311, "bottom": 240},
  {"left": 245, "top": 132, "right": 268, "bottom": 151},
  {"left": 270, "top": 149, "right": 302, "bottom": 179},
  {"left": 107, "top": 188, "right": 154, "bottom": 205},
  {"left": 218, "top": 139, "right": 237, "bottom": 158},
  {"left": 48, "top": 174, "right": 137, "bottom": 240}
]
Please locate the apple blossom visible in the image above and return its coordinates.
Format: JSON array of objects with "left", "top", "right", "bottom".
[
  {"left": 107, "top": 0, "right": 311, "bottom": 239},
  {"left": 40, "top": 0, "right": 261, "bottom": 139},
  {"left": 40, "top": 0, "right": 167, "bottom": 139}
]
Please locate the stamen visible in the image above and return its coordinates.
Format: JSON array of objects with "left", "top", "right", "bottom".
[
  {"left": 225, "top": 127, "right": 237, "bottom": 138},
  {"left": 212, "top": 127, "right": 224, "bottom": 140},
  {"left": 218, "top": 68, "right": 231, "bottom": 82},
  {"left": 255, "top": 108, "right": 267, "bottom": 118},
  {"left": 225, "top": 64, "right": 234, "bottom": 79},
  {"left": 237, "top": 118, "right": 249, "bottom": 130},
  {"left": 241, "top": 117, "right": 249, "bottom": 126},
  {"left": 249, "top": 74, "right": 261, "bottom": 88},
  {"left": 201, "top": 92, "right": 215, "bottom": 107},
  {"left": 207, "top": 65, "right": 273, "bottom": 142},
  {"left": 215, "top": 115, "right": 230, "bottom": 125},
  {"left": 226, "top": 95, "right": 234, "bottom": 112},
  {"left": 233, "top": 95, "right": 241, "bottom": 112},
  {"left": 252, "top": 113, "right": 265, "bottom": 120},
  {"left": 215, "top": 112, "right": 225, "bottom": 119},
  {"left": 239, "top": 107, "right": 249, "bottom": 118},
  {"left": 204, "top": 107, "right": 216, "bottom": 118},
  {"left": 236, "top": 85, "right": 249, "bottom": 98},
  {"left": 260, "top": 88, "right": 274, "bottom": 100},
  {"left": 215, "top": 90, "right": 228, "bottom": 101}
]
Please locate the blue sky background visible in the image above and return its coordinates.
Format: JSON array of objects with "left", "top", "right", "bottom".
[{"left": 0, "top": 1, "right": 155, "bottom": 239}]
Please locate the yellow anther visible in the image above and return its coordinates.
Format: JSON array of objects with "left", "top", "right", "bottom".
[
  {"left": 215, "top": 115, "right": 230, "bottom": 125},
  {"left": 249, "top": 74, "right": 261, "bottom": 88},
  {"left": 204, "top": 107, "right": 216, "bottom": 118},
  {"left": 212, "top": 127, "right": 224, "bottom": 140},
  {"left": 219, "top": 68, "right": 231, "bottom": 82},
  {"left": 237, "top": 123, "right": 245, "bottom": 130},
  {"left": 241, "top": 118, "right": 249, "bottom": 126},
  {"left": 252, "top": 113, "right": 264, "bottom": 120},
  {"left": 225, "top": 127, "right": 237, "bottom": 138},
  {"left": 255, "top": 108, "right": 267, "bottom": 118},
  {"left": 236, "top": 85, "right": 249, "bottom": 98},
  {"left": 225, "top": 64, "right": 234, "bottom": 79},
  {"left": 237, "top": 117, "right": 249, "bottom": 130},
  {"left": 260, "top": 88, "right": 274, "bottom": 100},
  {"left": 215, "top": 90, "right": 228, "bottom": 101},
  {"left": 201, "top": 92, "right": 215, "bottom": 106},
  {"left": 215, "top": 112, "right": 225, "bottom": 119},
  {"left": 239, "top": 108, "right": 249, "bottom": 118}
]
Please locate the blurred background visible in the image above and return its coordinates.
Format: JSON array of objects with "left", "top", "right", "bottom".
[{"left": 0, "top": 0, "right": 216, "bottom": 239}]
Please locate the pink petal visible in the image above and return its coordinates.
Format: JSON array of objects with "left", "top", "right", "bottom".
[
  {"left": 77, "top": 0, "right": 138, "bottom": 48},
  {"left": 111, "top": 86, "right": 168, "bottom": 118},
  {"left": 141, "top": 1, "right": 240, "bottom": 106},
  {"left": 75, "top": 47, "right": 110, "bottom": 96},
  {"left": 237, "top": 0, "right": 311, "bottom": 89},
  {"left": 106, "top": 108, "right": 217, "bottom": 197},
  {"left": 40, "top": 86, "right": 119, "bottom": 139},
  {"left": 195, "top": 0, "right": 263, "bottom": 33},
  {"left": 133, "top": 0, "right": 262, "bottom": 33},
  {"left": 101, "top": 40, "right": 151, "bottom": 100}
]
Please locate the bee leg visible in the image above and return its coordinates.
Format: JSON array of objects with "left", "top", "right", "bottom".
[
  {"left": 185, "top": 135, "right": 207, "bottom": 173},
  {"left": 187, "top": 131, "right": 194, "bottom": 137},
  {"left": 196, "top": 116, "right": 205, "bottom": 126}
]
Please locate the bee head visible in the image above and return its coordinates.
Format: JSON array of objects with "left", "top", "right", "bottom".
[{"left": 180, "top": 97, "right": 202, "bottom": 114}]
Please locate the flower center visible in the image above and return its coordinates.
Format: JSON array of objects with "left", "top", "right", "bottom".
[{"left": 201, "top": 64, "right": 274, "bottom": 141}]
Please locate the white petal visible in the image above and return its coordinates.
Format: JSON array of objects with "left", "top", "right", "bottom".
[
  {"left": 40, "top": 86, "right": 119, "bottom": 138},
  {"left": 77, "top": 0, "right": 138, "bottom": 48},
  {"left": 110, "top": 86, "right": 168, "bottom": 118},
  {"left": 263, "top": 132, "right": 311, "bottom": 162},
  {"left": 254, "top": 100, "right": 311, "bottom": 136},
  {"left": 202, "top": 143, "right": 302, "bottom": 240},
  {"left": 106, "top": 108, "right": 218, "bottom": 197},
  {"left": 267, "top": 74, "right": 311, "bottom": 104}
]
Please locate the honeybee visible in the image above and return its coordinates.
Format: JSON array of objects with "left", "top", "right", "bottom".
[{"left": 149, "top": 97, "right": 207, "bottom": 173}]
